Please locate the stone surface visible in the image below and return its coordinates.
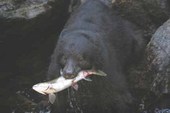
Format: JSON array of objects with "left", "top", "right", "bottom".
[
  {"left": 0, "top": 0, "right": 54, "bottom": 19},
  {"left": 146, "top": 19, "right": 170, "bottom": 96}
]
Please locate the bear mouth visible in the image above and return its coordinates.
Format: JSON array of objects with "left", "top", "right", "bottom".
[
  {"left": 65, "top": 74, "right": 77, "bottom": 79},
  {"left": 60, "top": 69, "right": 81, "bottom": 79}
]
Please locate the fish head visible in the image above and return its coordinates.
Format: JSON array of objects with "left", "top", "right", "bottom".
[{"left": 32, "top": 83, "right": 50, "bottom": 95}]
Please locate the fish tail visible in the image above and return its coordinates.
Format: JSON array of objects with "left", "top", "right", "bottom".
[{"left": 94, "top": 70, "right": 107, "bottom": 76}]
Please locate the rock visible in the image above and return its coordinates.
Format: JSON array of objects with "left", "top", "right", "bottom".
[
  {"left": 0, "top": 0, "right": 69, "bottom": 112},
  {"left": 154, "top": 0, "right": 170, "bottom": 15},
  {"left": 0, "top": 0, "right": 54, "bottom": 19},
  {"left": 127, "top": 18, "right": 170, "bottom": 113},
  {"left": 113, "top": 0, "right": 169, "bottom": 42},
  {"left": 146, "top": 19, "right": 170, "bottom": 96}
]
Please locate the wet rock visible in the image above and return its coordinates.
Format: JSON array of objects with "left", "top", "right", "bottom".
[
  {"left": 127, "top": 18, "right": 170, "bottom": 113},
  {"left": 0, "top": 0, "right": 69, "bottom": 112},
  {"left": 113, "top": 0, "right": 169, "bottom": 42},
  {"left": 155, "top": 108, "right": 170, "bottom": 113},
  {"left": 133, "top": 18, "right": 170, "bottom": 113},
  {"left": 154, "top": 0, "right": 170, "bottom": 15},
  {"left": 145, "top": 19, "right": 170, "bottom": 96},
  {"left": 0, "top": 0, "right": 55, "bottom": 19}
]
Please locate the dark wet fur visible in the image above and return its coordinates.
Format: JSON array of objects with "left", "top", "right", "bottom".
[{"left": 47, "top": 0, "right": 145, "bottom": 113}]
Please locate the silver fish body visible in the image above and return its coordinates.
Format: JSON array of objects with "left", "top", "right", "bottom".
[
  {"left": 32, "top": 70, "right": 106, "bottom": 95},
  {"left": 32, "top": 77, "right": 72, "bottom": 95}
]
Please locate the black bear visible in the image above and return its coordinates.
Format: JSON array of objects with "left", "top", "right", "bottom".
[{"left": 47, "top": 0, "right": 145, "bottom": 113}]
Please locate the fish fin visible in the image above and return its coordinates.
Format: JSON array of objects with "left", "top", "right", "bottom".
[
  {"left": 49, "top": 93, "right": 56, "bottom": 104},
  {"left": 40, "top": 92, "right": 47, "bottom": 95},
  {"left": 83, "top": 77, "right": 92, "bottom": 81},
  {"left": 95, "top": 70, "right": 107, "bottom": 76},
  {"left": 72, "top": 83, "right": 79, "bottom": 91}
]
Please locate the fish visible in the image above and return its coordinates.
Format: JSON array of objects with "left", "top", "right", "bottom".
[{"left": 32, "top": 70, "right": 107, "bottom": 104}]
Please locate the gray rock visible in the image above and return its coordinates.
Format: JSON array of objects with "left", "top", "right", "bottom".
[
  {"left": 0, "top": 0, "right": 55, "bottom": 19},
  {"left": 155, "top": 108, "right": 170, "bottom": 113},
  {"left": 155, "top": 0, "right": 170, "bottom": 15},
  {"left": 146, "top": 19, "right": 170, "bottom": 95}
]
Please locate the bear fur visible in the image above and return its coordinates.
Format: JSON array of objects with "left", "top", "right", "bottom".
[{"left": 47, "top": 0, "right": 145, "bottom": 113}]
